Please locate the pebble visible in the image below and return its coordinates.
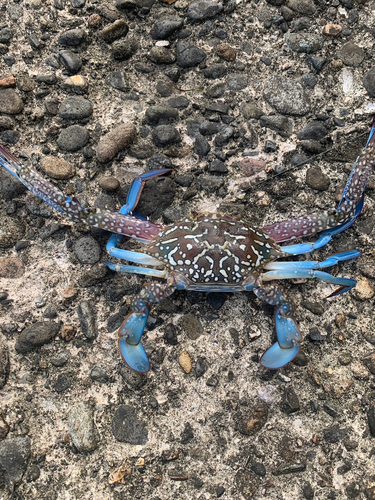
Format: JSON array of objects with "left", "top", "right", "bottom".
[
  {"left": 0, "top": 28, "right": 13, "bottom": 44},
  {"left": 112, "top": 37, "right": 138, "bottom": 60},
  {"left": 260, "top": 115, "right": 293, "bottom": 137},
  {"left": 58, "top": 96, "right": 93, "bottom": 120},
  {"left": 101, "top": 19, "right": 129, "bottom": 43},
  {"left": 179, "top": 351, "right": 192, "bottom": 373},
  {"left": 235, "top": 403, "right": 268, "bottom": 435},
  {"left": 99, "top": 176, "right": 120, "bottom": 192},
  {"left": 353, "top": 277, "right": 375, "bottom": 300},
  {"left": 179, "top": 313, "right": 203, "bottom": 340},
  {"left": 68, "top": 402, "right": 98, "bottom": 452},
  {"left": 208, "top": 159, "right": 228, "bottom": 174},
  {"left": 51, "top": 350, "right": 70, "bottom": 367},
  {"left": 176, "top": 40, "right": 206, "bottom": 68},
  {"left": 215, "top": 126, "right": 234, "bottom": 146},
  {"left": 167, "top": 96, "right": 190, "bottom": 109},
  {"left": 322, "top": 24, "right": 342, "bottom": 36},
  {"left": 105, "top": 71, "right": 129, "bottom": 92},
  {"left": 279, "top": 386, "right": 300, "bottom": 414},
  {"left": 323, "top": 425, "right": 348, "bottom": 443},
  {"left": 0, "top": 89, "right": 23, "bottom": 114},
  {"left": 90, "top": 364, "right": 109, "bottom": 382},
  {"left": 198, "top": 174, "right": 224, "bottom": 192},
  {"left": 0, "top": 437, "right": 31, "bottom": 492},
  {"left": 286, "top": 33, "right": 324, "bottom": 54},
  {"left": 195, "top": 356, "right": 208, "bottom": 377},
  {"left": 152, "top": 124, "right": 181, "bottom": 147},
  {"left": 286, "top": 0, "right": 316, "bottom": 15},
  {"left": 181, "top": 422, "right": 194, "bottom": 444},
  {"left": 145, "top": 105, "right": 179, "bottom": 126},
  {"left": 148, "top": 46, "right": 176, "bottom": 64},
  {"left": 204, "top": 63, "right": 227, "bottom": 79},
  {"left": 57, "top": 125, "right": 89, "bottom": 152},
  {"left": 0, "top": 342, "right": 10, "bottom": 389},
  {"left": 305, "top": 166, "right": 330, "bottom": 191},
  {"left": 59, "top": 28, "right": 86, "bottom": 46},
  {"left": 0, "top": 75, "right": 15, "bottom": 88},
  {"left": 187, "top": 0, "right": 224, "bottom": 21},
  {"left": 40, "top": 156, "right": 75, "bottom": 179},
  {"left": 0, "top": 257, "right": 25, "bottom": 278},
  {"left": 73, "top": 236, "right": 101, "bottom": 264},
  {"left": 15, "top": 321, "right": 60, "bottom": 354},
  {"left": 338, "top": 42, "right": 365, "bottom": 67},
  {"left": 215, "top": 43, "right": 236, "bottom": 61},
  {"left": 150, "top": 15, "right": 184, "bottom": 40},
  {"left": 59, "top": 50, "right": 82, "bottom": 74},
  {"left": 194, "top": 134, "right": 210, "bottom": 156},
  {"left": 112, "top": 405, "right": 148, "bottom": 444},
  {"left": 240, "top": 158, "right": 267, "bottom": 177},
  {"left": 77, "top": 301, "right": 98, "bottom": 340},
  {"left": 96, "top": 122, "right": 136, "bottom": 163},
  {"left": 227, "top": 73, "right": 248, "bottom": 91},
  {"left": 297, "top": 122, "right": 328, "bottom": 141},
  {"left": 0, "top": 216, "right": 24, "bottom": 248},
  {"left": 263, "top": 76, "right": 310, "bottom": 116},
  {"left": 363, "top": 68, "right": 375, "bottom": 98},
  {"left": 54, "top": 373, "right": 71, "bottom": 392}
]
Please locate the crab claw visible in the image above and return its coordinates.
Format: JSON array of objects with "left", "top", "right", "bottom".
[
  {"left": 117, "top": 308, "right": 150, "bottom": 372},
  {"left": 260, "top": 307, "right": 302, "bottom": 369}
]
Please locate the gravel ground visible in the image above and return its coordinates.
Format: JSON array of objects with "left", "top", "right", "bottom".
[{"left": 1, "top": 0, "right": 375, "bottom": 499}]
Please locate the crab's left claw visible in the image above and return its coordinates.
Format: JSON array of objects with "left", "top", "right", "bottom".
[
  {"left": 118, "top": 309, "right": 150, "bottom": 372},
  {"left": 260, "top": 307, "right": 302, "bottom": 369}
]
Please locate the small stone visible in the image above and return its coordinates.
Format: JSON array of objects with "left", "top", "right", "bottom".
[
  {"left": 99, "top": 176, "right": 120, "bottom": 192},
  {"left": 58, "top": 28, "right": 86, "bottom": 46},
  {"left": 279, "top": 386, "right": 300, "bottom": 414},
  {"left": 0, "top": 89, "right": 23, "bottom": 114},
  {"left": 227, "top": 73, "right": 248, "bottom": 90},
  {"left": 148, "top": 46, "right": 176, "bottom": 64},
  {"left": 62, "top": 287, "right": 79, "bottom": 303},
  {"left": 351, "top": 364, "right": 369, "bottom": 379},
  {"left": 240, "top": 158, "right": 267, "bottom": 177},
  {"left": 0, "top": 257, "right": 24, "bottom": 278},
  {"left": 150, "top": 16, "right": 184, "bottom": 40},
  {"left": 62, "top": 75, "right": 89, "bottom": 93},
  {"left": 260, "top": 115, "right": 293, "bottom": 137},
  {"left": 68, "top": 402, "right": 98, "bottom": 452},
  {"left": 57, "top": 125, "right": 89, "bottom": 152},
  {"left": 323, "top": 424, "right": 348, "bottom": 443},
  {"left": 51, "top": 350, "right": 70, "bottom": 367},
  {"left": 179, "top": 351, "right": 192, "bottom": 374},
  {"left": 112, "top": 405, "right": 148, "bottom": 444},
  {"left": 101, "top": 19, "right": 128, "bottom": 43},
  {"left": 339, "top": 42, "right": 365, "bottom": 67},
  {"left": 0, "top": 216, "right": 24, "bottom": 248},
  {"left": 306, "top": 166, "right": 330, "bottom": 191},
  {"left": 368, "top": 405, "right": 375, "bottom": 438},
  {"left": 58, "top": 97, "right": 93, "bottom": 120},
  {"left": 195, "top": 357, "right": 208, "bottom": 377},
  {"left": 15, "top": 321, "right": 60, "bottom": 354},
  {"left": 61, "top": 325, "right": 75, "bottom": 342},
  {"left": 297, "top": 122, "right": 328, "bottom": 141},
  {"left": 176, "top": 40, "right": 206, "bottom": 68},
  {"left": 235, "top": 403, "right": 268, "bottom": 436},
  {"left": 322, "top": 24, "right": 342, "bottom": 36},
  {"left": 179, "top": 314, "right": 203, "bottom": 340},
  {"left": 73, "top": 236, "right": 101, "bottom": 264},
  {"left": 215, "top": 43, "right": 236, "bottom": 61},
  {"left": 112, "top": 37, "right": 138, "bottom": 60},
  {"left": 0, "top": 437, "right": 31, "bottom": 492},
  {"left": 263, "top": 76, "right": 310, "bottom": 116},
  {"left": 187, "top": 0, "right": 223, "bottom": 21},
  {"left": 286, "top": 33, "right": 324, "bottom": 54},
  {"left": 204, "top": 63, "right": 227, "bottom": 79},
  {"left": 77, "top": 301, "right": 98, "bottom": 340},
  {"left": 88, "top": 13, "right": 102, "bottom": 28},
  {"left": 0, "top": 75, "right": 16, "bottom": 87},
  {"left": 59, "top": 50, "right": 82, "bottom": 74},
  {"left": 181, "top": 422, "right": 194, "bottom": 444},
  {"left": 40, "top": 156, "right": 75, "bottom": 179},
  {"left": 145, "top": 105, "right": 179, "bottom": 126},
  {"left": 54, "top": 373, "right": 71, "bottom": 392},
  {"left": 353, "top": 277, "right": 374, "bottom": 301},
  {"left": 152, "top": 125, "right": 181, "bottom": 147}
]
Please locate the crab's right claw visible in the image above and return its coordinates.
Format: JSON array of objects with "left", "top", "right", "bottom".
[{"left": 118, "top": 309, "right": 150, "bottom": 372}]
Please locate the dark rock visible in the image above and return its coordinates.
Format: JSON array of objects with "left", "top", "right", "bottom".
[
  {"left": 273, "top": 462, "right": 307, "bottom": 475},
  {"left": 147, "top": 153, "right": 173, "bottom": 170},
  {"left": 58, "top": 97, "right": 93, "bottom": 120},
  {"left": 263, "top": 76, "right": 310, "bottom": 116},
  {"left": 0, "top": 89, "right": 23, "bottom": 115},
  {"left": 204, "top": 63, "right": 227, "bottom": 79},
  {"left": 59, "top": 29, "right": 86, "bottom": 47},
  {"left": 227, "top": 73, "right": 248, "bottom": 90},
  {"left": 302, "top": 481, "right": 314, "bottom": 500},
  {"left": 199, "top": 121, "right": 222, "bottom": 135},
  {"left": 280, "top": 386, "right": 300, "bottom": 414},
  {"left": 286, "top": 0, "right": 316, "bottom": 15},
  {"left": 306, "top": 166, "right": 330, "bottom": 191},
  {"left": 195, "top": 356, "right": 208, "bottom": 377},
  {"left": 57, "top": 125, "right": 89, "bottom": 152},
  {"left": 207, "top": 292, "right": 226, "bottom": 308},
  {"left": 176, "top": 40, "right": 206, "bottom": 68},
  {"left": 251, "top": 461, "right": 266, "bottom": 477},
  {"left": 302, "top": 74, "right": 318, "bottom": 88},
  {"left": 286, "top": 33, "right": 324, "bottom": 54},
  {"left": 59, "top": 50, "right": 82, "bottom": 74},
  {"left": 73, "top": 236, "right": 101, "bottom": 264},
  {"left": 0, "top": 130, "right": 20, "bottom": 144},
  {"left": 215, "top": 126, "right": 234, "bottom": 146},
  {"left": 187, "top": 0, "right": 223, "bottom": 21},
  {"left": 323, "top": 424, "right": 348, "bottom": 443},
  {"left": 181, "top": 422, "right": 194, "bottom": 444},
  {"left": 363, "top": 68, "right": 375, "bottom": 98},
  {"left": 297, "top": 122, "right": 328, "bottom": 141},
  {"left": 308, "top": 56, "right": 327, "bottom": 73},
  {"left": 101, "top": 20, "right": 129, "bottom": 43},
  {"left": 112, "top": 405, "right": 148, "bottom": 444},
  {"left": 164, "top": 323, "right": 178, "bottom": 345},
  {"left": 145, "top": 106, "right": 179, "bottom": 126},
  {"left": 112, "top": 38, "right": 138, "bottom": 60},
  {"left": 51, "top": 350, "right": 70, "bottom": 367},
  {"left": 148, "top": 46, "right": 176, "bottom": 64},
  {"left": 339, "top": 42, "right": 365, "bottom": 67},
  {"left": 194, "top": 134, "right": 211, "bottom": 156},
  {"left": 35, "top": 73, "right": 57, "bottom": 85},
  {"left": 198, "top": 174, "right": 225, "bottom": 192},
  {"left": 166, "top": 96, "right": 190, "bottom": 109},
  {"left": 152, "top": 125, "right": 181, "bottom": 147},
  {"left": 68, "top": 402, "right": 98, "bottom": 452},
  {"left": 0, "top": 437, "right": 31, "bottom": 492},
  {"left": 54, "top": 373, "right": 71, "bottom": 392},
  {"left": 77, "top": 301, "right": 98, "bottom": 340},
  {"left": 260, "top": 115, "right": 293, "bottom": 137},
  {"left": 179, "top": 314, "right": 203, "bottom": 340},
  {"left": 150, "top": 16, "right": 184, "bottom": 40},
  {"left": 15, "top": 321, "right": 60, "bottom": 354},
  {"left": 0, "top": 28, "right": 13, "bottom": 44}
]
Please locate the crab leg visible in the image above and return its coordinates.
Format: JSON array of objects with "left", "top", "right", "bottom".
[
  {"left": 253, "top": 284, "right": 302, "bottom": 369},
  {"left": 263, "top": 119, "right": 375, "bottom": 245},
  {"left": 0, "top": 144, "right": 162, "bottom": 241},
  {"left": 118, "top": 281, "right": 176, "bottom": 372}
]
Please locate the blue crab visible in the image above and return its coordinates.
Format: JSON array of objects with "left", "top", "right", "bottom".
[{"left": 0, "top": 120, "right": 374, "bottom": 373}]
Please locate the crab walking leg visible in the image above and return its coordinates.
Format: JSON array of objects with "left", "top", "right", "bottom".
[
  {"left": 0, "top": 145, "right": 163, "bottom": 241},
  {"left": 253, "top": 284, "right": 302, "bottom": 370},
  {"left": 263, "top": 121, "right": 375, "bottom": 244},
  {"left": 265, "top": 250, "right": 360, "bottom": 270},
  {"left": 118, "top": 281, "right": 176, "bottom": 372}
]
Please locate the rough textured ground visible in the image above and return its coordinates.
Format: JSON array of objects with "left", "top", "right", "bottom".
[{"left": 1, "top": 0, "right": 375, "bottom": 499}]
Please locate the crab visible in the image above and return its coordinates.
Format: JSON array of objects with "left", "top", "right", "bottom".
[{"left": 1, "top": 120, "right": 374, "bottom": 373}]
